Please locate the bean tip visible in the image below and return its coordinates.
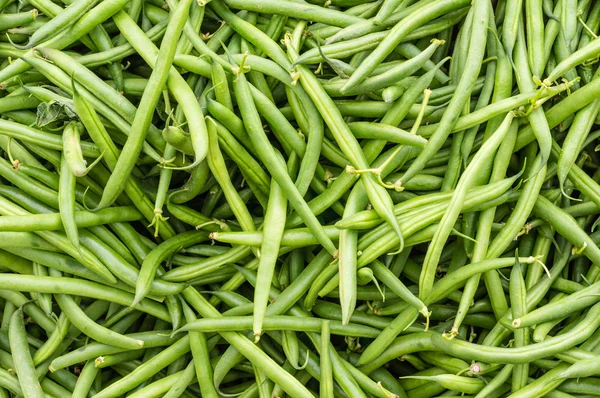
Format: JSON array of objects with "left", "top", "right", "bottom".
[{"left": 130, "top": 294, "right": 143, "bottom": 310}]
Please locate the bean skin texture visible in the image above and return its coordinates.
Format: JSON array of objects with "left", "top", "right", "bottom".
[{"left": 1, "top": 0, "right": 600, "bottom": 395}]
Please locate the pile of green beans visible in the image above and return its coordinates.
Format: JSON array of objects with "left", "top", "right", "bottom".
[{"left": 1, "top": 0, "right": 600, "bottom": 396}]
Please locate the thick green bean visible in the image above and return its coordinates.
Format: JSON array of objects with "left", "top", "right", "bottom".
[{"left": 9, "top": 305, "right": 44, "bottom": 398}]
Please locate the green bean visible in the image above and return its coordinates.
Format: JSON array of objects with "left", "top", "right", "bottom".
[
  {"left": 231, "top": 53, "right": 336, "bottom": 255},
  {"left": 0, "top": 231, "right": 56, "bottom": 253},
  {"left": 324, "top": 344, "right": 365, "bottom": 398},
  {"left": 206, "top": 98, "right": 254, "bottom": 152},
  {"left": 0, "top": 189, "right": 118, "bottom": 282},
  {"left": 240, "top": 41, "right": 274, "bottom": 105},
  {"left": 486, "top": 155, "right": 546, "bottom": 260},
  {"left": 318, "top": 320, "right": 333, "bottom": 398},
  {"left": 186, "top": 287, "right": 318, "bottom": 396},
  {"left": 71, "top": 81, "right": 174, "bottom": 238},
  {"left": 402, "top": 374, "right": 485, "bottom": 394},
  {"left": 524, "top": 0, "right": 545, "bottom": 76},
  {"left": 417, "top": 352, "right": 468, "bottom": 374},
  {"left": 3, "top": 0, "right": 600, "bottom": 393},
  {"left": 168, "top": 160, "right": 210, "bottom": 204},
  {"left": 71, "top": 360, "right": 98, "bottom": 398},
  {"left": 277, "top": 330, "right": 298, "bottom": 371},
  {"left": 0, "top": 0, "right": 129, "bottom": 85},
  {"left": 212, "top": 342, "right": 245, "bottom": 394},
  {"left": 295, "top": 31, "right": 390, "bottom": 65},
  {"left": 371, "top": 260, "right": 429, "bottom": 321},
  {"left": 161, "top": 243, "right": 254, "bottom": 281},
  {"left": 28, "top": 263, "right": 52, "bottom": 317},
  {"left": 226, "top": 0, "right": 363, "bottom": 27},
  {"left": 348, "top": 122, "right": 427, "bottom": 148},
  {"left": 54, "top": 291, "right": 143, "bottom": 350},
  {"left": 0, "top": 274, "right": 169, "bottom": 321},
  {"left": 502, "top": 0, "right": 522, "bottom": 61},
  {"left": 212, "top": 225, "right": 341, "bottom": 247},
  {"left": 453, "top": 105, "right": 517, "bottom": 328},
  {"left": 251, "top": 364, "right": 271, "bottom": 398},
  {"left": 0, "top": 118, "right": 99, "bottom": 157},
  {"left": 249, "top": 86, "right": 310, "bottom": 192},
  {"left": 341, "top": 0, "right": 470, "bottom": 91},
  {"left": 340, "top": 361, "right": 395, "bottom": 398},
  {"left": 179, "top": 314, "right": 380, "bottom": 338},
  {"left": 356, "top": 256, "right": 537, "bottom": 366},
  {"left": 61, "top": 121, "right": 104, "bottom": 177},
  {"left": 0, "top": 366, "right": 22, "bottom": 396},
  {"left": 510, "top": 258, "right": 529, "bottom": 392},
  {"left": 210, "top": 58, "right": 233, "bottom": 111},
  {"left": 416, "top": 88, "right": 558, "bottom": 138},
  {"left": 337, "top": 184, "right": 363, "bottom": 326},
  {"left": 420, "top": 112, "right": 514, "bottom": 298},
  {"left": 95, "top": 0, "right": 195, "bottom": 211},
  {"left": 554, "top": 357, "right": 600, "bottom": 381},
  {"left": 561, "top": 0, "right": 578, "bottom": 49},
  {"left": 514, "top": 280, "right": 600, "bottom": 329},
  {"left": 149, "top": 142, "right": 176, "bottom": 238},
  {"left": 95, "top": 350, "right": 145, "bottom": 368},
  {"left": 181, "top": 301, "right": 218, "bottom": 398},
  {"left": 559, "top": 108, "right": 599, "bottom": 193},
  {"left": 254, "top": 170, "right": 286, "bottom": 341},
  {"left": 434, "top": 301, "right": 600, "bottom": 363},
  {"left": 22, "top": 0, "right": 99, "bottom": 48},
  {"left": 322, "top": 39, "right": 444, "bottom": 96},
  {"left": 396, "top": 0, "right": 489, "bottom": 188},
  {"left": 458, "top": 38, "right": 496, "bottom": 172},
  {"left": 213, "top": 124, "right": 259, "bottom": 188},
  {"left": 166, "top": 200, "right": 222, "bottom": 231},
  {"left": 0, "top": 206, "right": 141, "bottom": 231},
  {"left": 533, "top": 195, "right": 600, "bottom": 281},
  {"left": 6, "top": 247, "right": 102, "bottom": 285},
  {"left": 49, "top": 331, "right": 180, "bottom": 372},
  {"left": 9, "top": 305, "right": 44, "bottom": 398},
  {"left": 372, "top": 0, "right": 405, "bottom": 25},
  {"left": 32, "top": 312, "right": 69, "bottom": 366},
  {"left": 77, "top": 230, "right": 182, "bottom": 297},
  {"left": 382, "top": 76, "right": 418, "bottom": 103},
  {"left": 514, "top": 17, "right": 554, "bottom": 166},
  {"left": 474, "top": 364, "right": 513, "bottom": 398},
  {"left": 210, "top": 1, "right": 291, "bottom": 70},
  {"left": 162, "top": 361, "right": 196, "bottom": 398},
  {"left": 92, "top": 336, "right": 190, "bottom": 398},
  {"left": 58, "top": 154, "right": 79, "bottom": 250},
  {"left": 0, "top": 9, "right": 38, "bottom": 31},
  {"left": 288, "top": 31, "right": 404, "bottom": 255},
  {"left": 163, "top": 126, "right": 194, "bottom": 156},
  {"left": 205, "top": 117, "right": 259, "bottom": 234},
  {"left": 14, "top": 163, "right": 103, "bottom": 206},
  {"left": 90, "top": 25, "right": 124, "bottom": 92},
  {"left": 134, "top": 230, "right": 205, "bottom": 307},
  {"left": 0, "top": 137, "right": 44, "bottom": 173}
]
